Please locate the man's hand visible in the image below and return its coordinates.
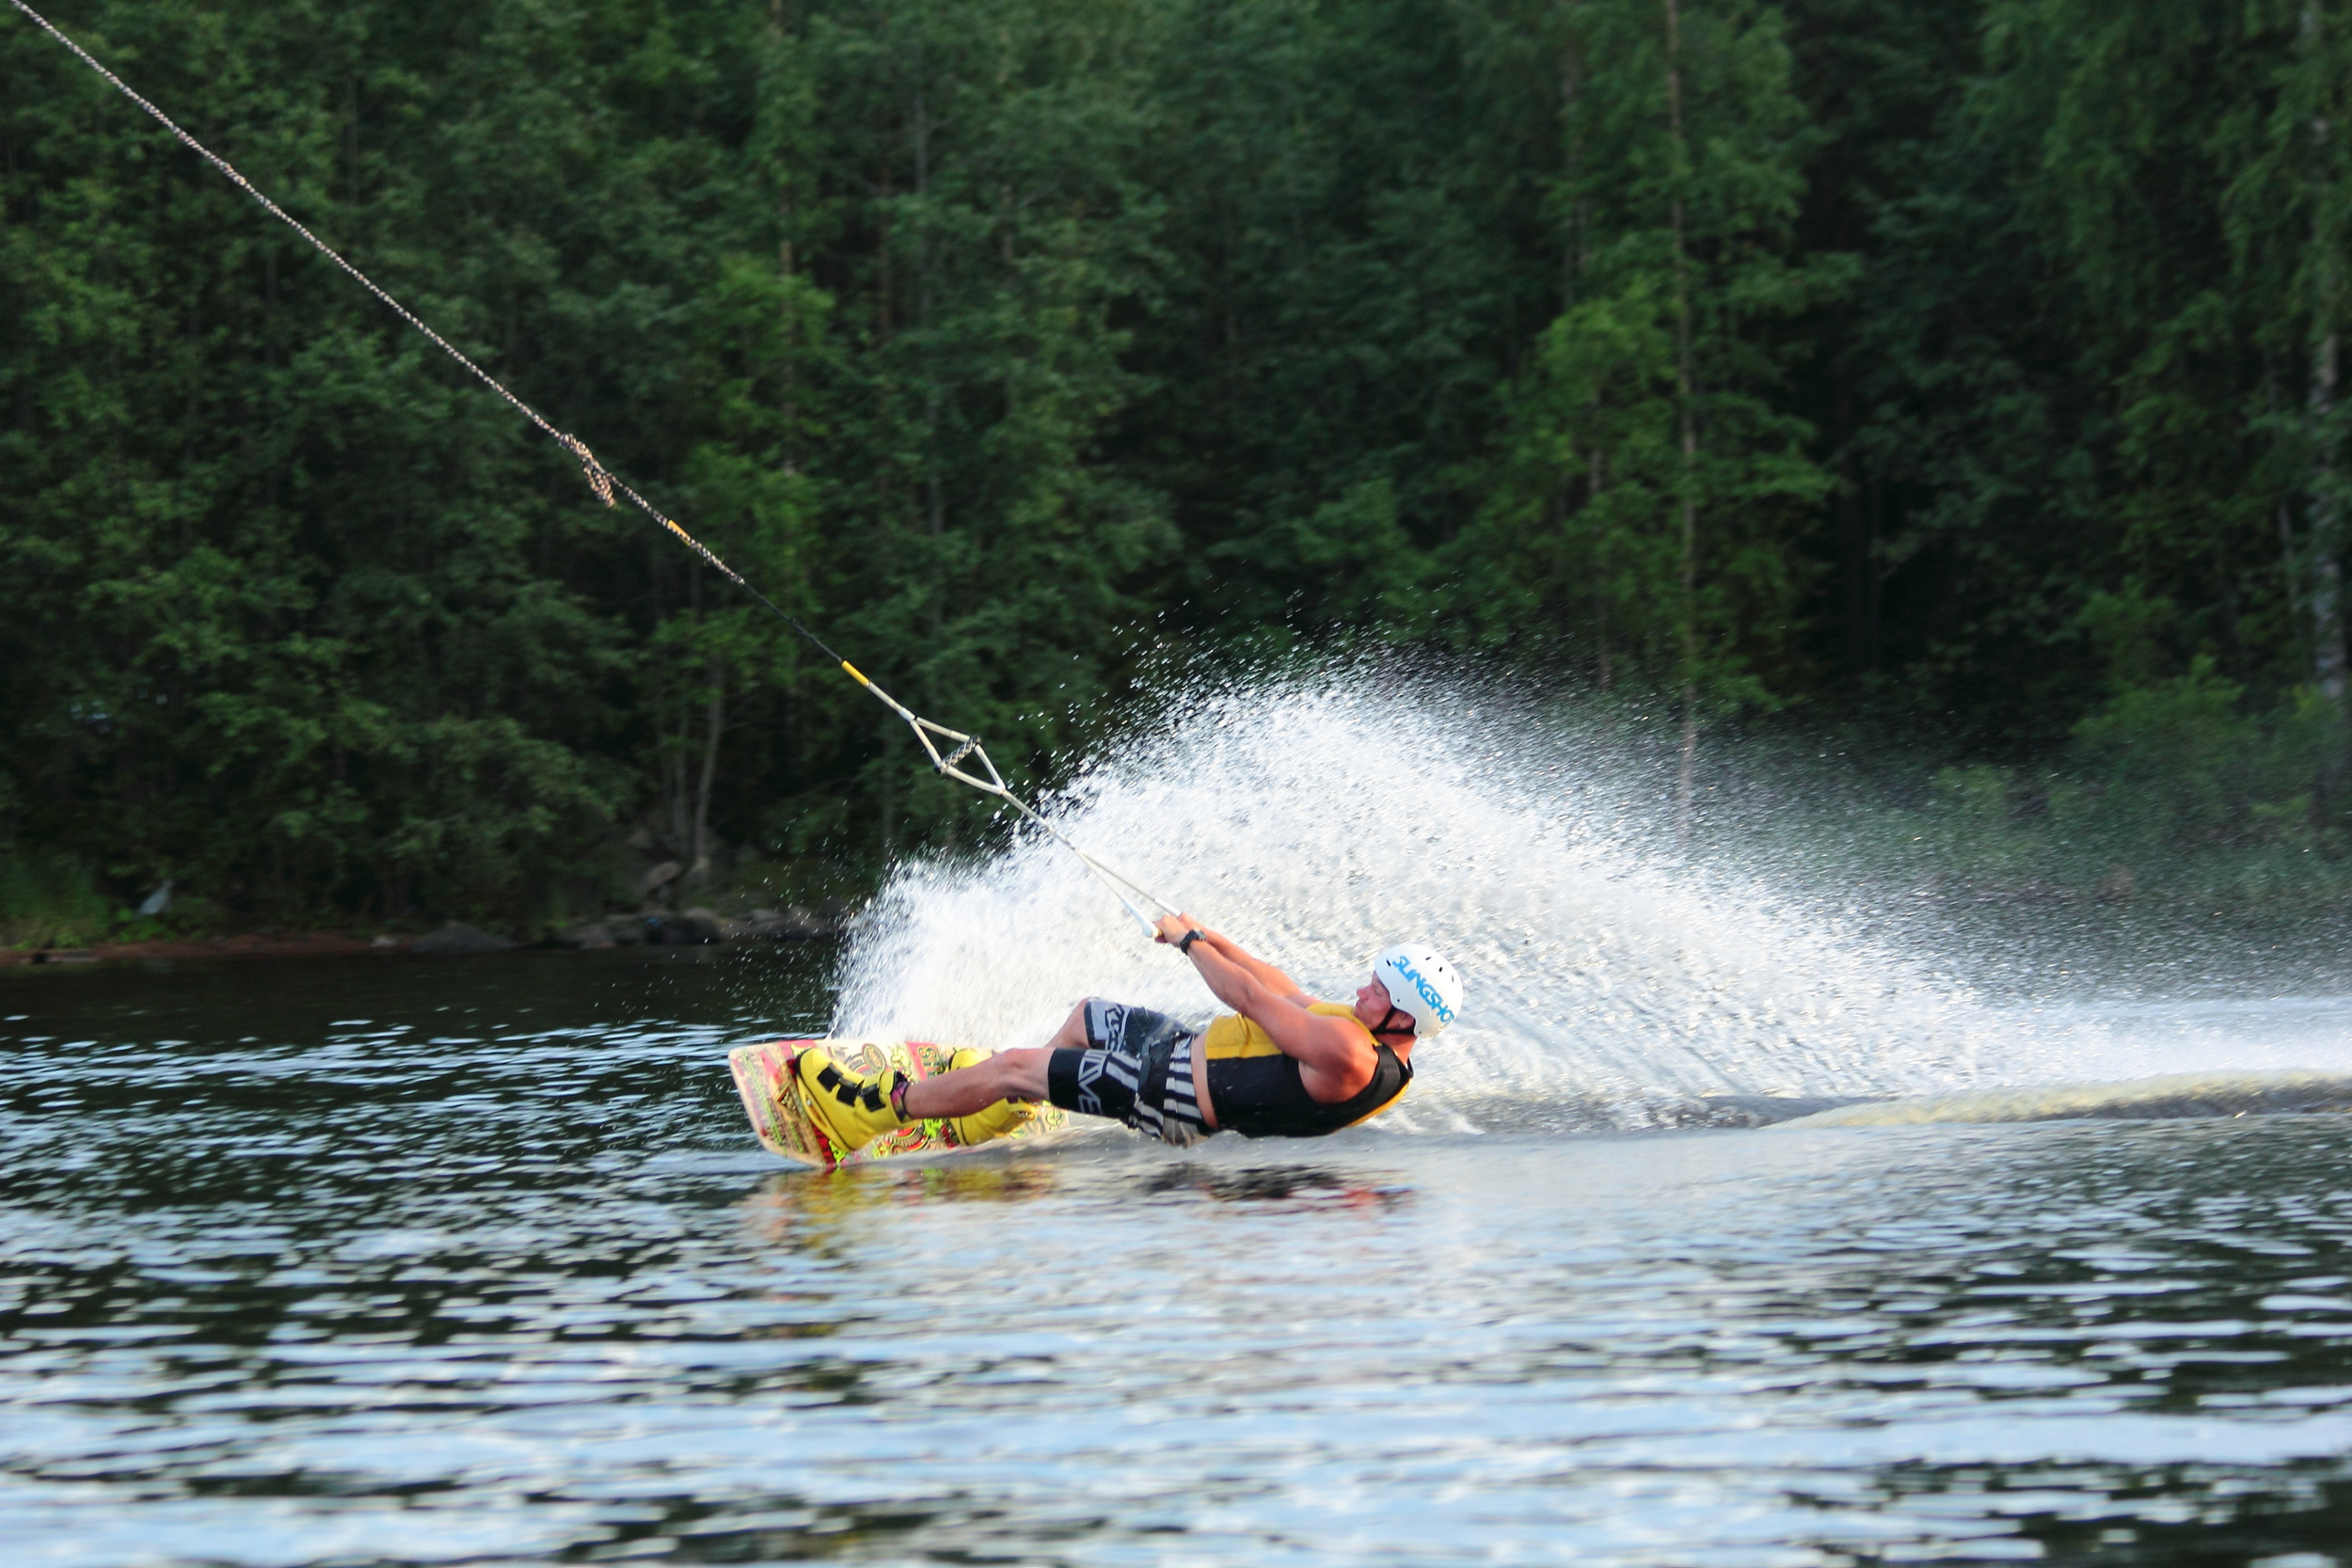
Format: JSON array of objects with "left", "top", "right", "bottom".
[
  {"left": 1152, "top": 917, "right": 1310, "bottom": 1010},
  {"left": 1146, "top": 921, "right": 1363, "bottom": 1091}
]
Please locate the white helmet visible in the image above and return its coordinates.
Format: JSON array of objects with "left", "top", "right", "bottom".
[{"left": 1372, "top": 943, "right": 1465, "bottom": 1037}]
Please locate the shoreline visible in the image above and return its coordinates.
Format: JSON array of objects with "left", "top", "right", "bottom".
[
  {"left": 1, "top": 911, "right": 846, "bottom": 968},
  {"left": 0, "top": 932, "right": 405, "bottom": 967}
]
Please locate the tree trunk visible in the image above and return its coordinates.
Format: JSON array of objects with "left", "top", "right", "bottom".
[
  {"left": 691, "top": 661, "right": 724, "bottom": 888},
  {"left": 1591, "top": 449, "right": 1612, "bottom": 691},
  {"left": 1663, "top": 0, "right": 1700, "bottom": 842},
  {"left": 1566, "top": 19, "right": 1612, "bottom": 695},
  {"left": 876, "top": 157, "right": 892, "bottom": 338},
  {"left": 2306, "top": 4, "right": 2350, "bottom": 718},
  {"left": 915, "top": 65, "right": 946, "bottom": 636},
  {"left": 780, "top": 221, "right": 798, "bottom": 477},
  {"left": 1562, "top": 22, "right": 1586, "bottom": 309},
  {"left": 2281, "top": 495, "right": 2303, "bottom": 638},
  {"left": 2264, "top": 353, "right": 2310, "bottom": 675},
  {"left": 666, "top": 568, "right": 702, "bottom": 867},
  {"left": 1836, "top": 389, "right": 1878, "bottom": 678},
  {"left": 772, "top": 1, "right": 800, "bottom": 475},
  {"left": 668, "top": 697, "right": 692, "bottom": 858},
  {"left": 2310, "top": 328, "right": 2349, "bottom": 710},
  {"left": 880, "top": 726, "right": 897, "bottom": 860}
]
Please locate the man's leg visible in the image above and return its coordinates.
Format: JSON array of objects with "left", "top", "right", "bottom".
[
  {"left": 1041, "top": 999, "right": 1090, "bottom": 1052},
  {"left": 900, "top": 1046, "right": 1050, "bottom": 1119},
  {"left": 792, "top": 1000, "right": 1096, "bottom": 1154},
  {"left": 896, "top": 998, "right": 1085, "bottom": 1119}
]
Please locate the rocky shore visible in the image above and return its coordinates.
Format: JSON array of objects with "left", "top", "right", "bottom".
[
  {"left": 0, "top": 901, "right": 849, "bottom": 967},
  {"left": 0, "top": 931, "right": 397, "bottom": 967},
  {"left": 552, "top": 902, "right": 849, "bottom": 949}
]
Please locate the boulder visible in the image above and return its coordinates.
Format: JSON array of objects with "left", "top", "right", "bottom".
[
  {"left": 653, "top": 911, "right": 721, "bottom": 944},
  {"left": 637, "top": 860, "right": 682, "bottom": 896},
  {"left": 409, "top": 921, "right": 518, "bottom": 956},
  {"left": 751, "top": 903, "right": 847, "bottom": 940},
  {"left": 557, "top": 920, "right": 615, "bottom": 949},
  {"left": 675, "top": 906, "right": 743, "bottom": 942}
]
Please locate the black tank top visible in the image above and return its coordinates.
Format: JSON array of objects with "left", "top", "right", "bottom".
[{"left": 1204, "top": 1044, "right": 1413, "bottom": 1139}]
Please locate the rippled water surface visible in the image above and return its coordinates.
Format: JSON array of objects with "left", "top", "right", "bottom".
[{"left": 8, "top": 949, "right": 2352, "bottom": 1566}]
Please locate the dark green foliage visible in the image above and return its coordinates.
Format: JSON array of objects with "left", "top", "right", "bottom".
[
  {"left": 1454, "top": 0, "right": 1842, "bottom": 713},
  {"left": 0, "top": 0, "right": 1173, "bottom": 927},
  {"left": 0, "top": 847, "right": 112, "bottom": 947},
  {"left": 4, "top": 0, "right": 2351, "bottom": 933}
]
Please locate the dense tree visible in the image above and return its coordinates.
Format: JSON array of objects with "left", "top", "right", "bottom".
[
  {"left": 1456, "top": 0, "right": 1840, "bottom": 829},
  {"left": 4, "top": 0, "right": 2350, "bottom": 932}
]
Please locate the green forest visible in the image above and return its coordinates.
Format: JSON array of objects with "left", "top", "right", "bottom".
[{"left": 5, "top": 0, "right": 2351, "bottom": 942}]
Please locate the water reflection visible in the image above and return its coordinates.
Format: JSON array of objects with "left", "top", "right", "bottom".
[
  {"left": 739, "top": 1161, "right": 1068, "bottom": 1250},
  {"left": 1130, "top": 1162, "right": 1414, "bottom": 1210}
]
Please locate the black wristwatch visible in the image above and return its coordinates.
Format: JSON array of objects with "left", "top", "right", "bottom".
[{"left": 1176, "top": 928, "right": 1207, "bottom": 955}]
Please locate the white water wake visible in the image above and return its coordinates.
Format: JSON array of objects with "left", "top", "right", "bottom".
[{"left": 832, "top": 670, "right": 2050, "bottom": 1132}]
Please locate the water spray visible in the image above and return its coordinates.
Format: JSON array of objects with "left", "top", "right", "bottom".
[{"left": 836, "top": 666, "right": 1176, "bottom": 936}]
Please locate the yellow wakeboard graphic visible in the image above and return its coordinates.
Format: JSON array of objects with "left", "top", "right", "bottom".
[{"left": 728, "top": 1037, "right": 1066, "bottom": 1169}]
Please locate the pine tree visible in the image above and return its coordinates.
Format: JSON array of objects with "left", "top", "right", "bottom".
[
  {"left": 1460, "top": 0, "right": 1839, "bottom": 832},
  {"left": 778, "top": 0, "right": 1175, "bottom": 853}
]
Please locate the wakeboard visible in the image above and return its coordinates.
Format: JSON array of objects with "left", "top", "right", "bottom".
[{"left": 727, "top": 1037, "right": 1067, "bottom": 1168}]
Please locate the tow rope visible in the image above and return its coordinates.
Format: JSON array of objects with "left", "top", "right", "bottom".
[{"left": 8, "top": 0, "right": 1179, "bottom": 936}]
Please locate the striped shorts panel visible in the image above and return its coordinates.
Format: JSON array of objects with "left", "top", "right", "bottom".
[{"left": 1045, "top": 999, "right": 1214, "bottom": 1148}]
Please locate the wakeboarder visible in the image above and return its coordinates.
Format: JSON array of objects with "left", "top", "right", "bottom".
[{"left": 792, "top": 915, "right": 1466, "bottom": 1156}]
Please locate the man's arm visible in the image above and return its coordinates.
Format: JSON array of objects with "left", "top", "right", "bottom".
[
  {"left": 1200, "top": 927, "right": 1311, "bottom": 1006},
  {"left": 1153, "top": 913, "right": 1307, "bottom": 1004},
  {"left": 1152, "top": 913, "right": 1368, "bottom": 1078}
]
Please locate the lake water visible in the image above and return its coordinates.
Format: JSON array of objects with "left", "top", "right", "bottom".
[{"left": 8, "top": 944, "right": 2352, "bottom": 1567}]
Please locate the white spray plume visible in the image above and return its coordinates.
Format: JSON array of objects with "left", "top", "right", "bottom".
[{"left": 831, "top": 665, "right": 2032, "bottom": 1132}]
